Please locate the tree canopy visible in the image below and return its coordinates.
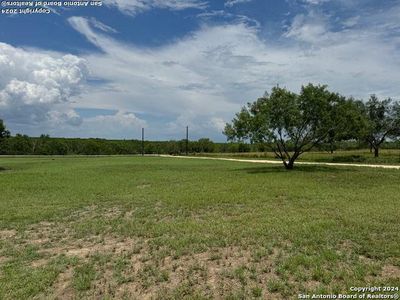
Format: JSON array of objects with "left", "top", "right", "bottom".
[
  {"left": 224, "top": 84, "right": 367, "bottom": 169},
  {"left": 361, "top": 95, "right": 400, "bottom": 157}
]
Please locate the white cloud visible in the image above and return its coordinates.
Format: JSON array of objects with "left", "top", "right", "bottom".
[
  {"left": 341, "top": 16, "right": 360, "bottom": 28},
  {"left": 210, "top": 117, "right": 227, "bottom": 132},
  {"left": 67, "top": 111, "right": 147, "bottom": 139},
  {"left": 0, "top": 43, "right": 87, "bottom": 126},
  {"left": 225, "top": 0, "right": 253, "bottom": 7},
  {"left": 301, "top": 0, "right": 329, "bottom": 5},
  {"left": 90, "top": 18, "right": 118, "bottom": 33},
  {"left": 197, "top": 10, "right": 260, "bottom": 28},
  {"left": 47, "top": 109, "right": 83, "bottom": 126},
  {"left": 102, "top": 0, "right": 207, "bottom": 15},
  {"left": 0, "top": 42, "right": 149, "bottom": 138},
  {"left": 284, "top": 11, "right": 329, "bottom": 43}
]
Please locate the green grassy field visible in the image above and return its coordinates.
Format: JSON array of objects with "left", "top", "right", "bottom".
[{"left": 0, "top": 156, "right": 399, "bottom": 299}]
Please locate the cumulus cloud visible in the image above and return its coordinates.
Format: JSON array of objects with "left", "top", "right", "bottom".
[
  {"left": 0, "top": 42, "right": 149, "bottom": 138},
  {"left": 102, "top": 0, "right": 207, "bottom": 15},
  {"left": 64, "top": 111, "right": 147, "bottom": 139},
  {"left": 0, "top": 43, "right": 87, "bottom": 126}
]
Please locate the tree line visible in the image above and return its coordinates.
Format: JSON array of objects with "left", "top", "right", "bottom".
[
  {"left": 0, "top": 120, "right": 398, "bottom": 157},
  {"left": 224, "top": 84, "right": 400, "bottom": 169},
  {"left": 0, "top": 123, "right": 252, "bottom": 155}
]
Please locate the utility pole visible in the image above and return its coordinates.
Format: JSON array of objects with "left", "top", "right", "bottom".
[
  {"left": 186, "top": 126, "right": 189, "bottom": 156},
  {"left": 141, "top": 128, "right": 144, "bottom": 156}
]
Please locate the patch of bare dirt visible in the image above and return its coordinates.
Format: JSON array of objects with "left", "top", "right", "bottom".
[
  {"left": 0, "top": 256, "right": 10, "bottom": 264},
  {"left": 52, "top": 267, "right": 75, "bottom": 300},
  {"left": 381, "top": 265, "right": 400, "bottom": 279},
  {"left": 358, "top": 255, "right": 375, "bottom": 264},
  {"left": 68, "top": 237, "right": 137, "bottom": 258},
  {"left": 304, "top": 280, "right": 320, "bottom": 290},
  {"left": 0, "top": 229, "right": 17, "bottom": 239},
  {"left": 30, "top": 258, "right": 49, "bottom": 268},
  {"left": 101, "top": 245, "right": 282, "bottom": 299},
  {"left": 104, "top": 207, "right": 124, "bottom": 218}
]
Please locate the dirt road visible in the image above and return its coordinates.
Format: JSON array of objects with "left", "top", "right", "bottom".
[{"left": 160, "top": 155, "right": 400, "bottom": 170}]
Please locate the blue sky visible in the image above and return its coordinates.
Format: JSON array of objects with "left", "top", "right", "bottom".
[{"left": 1, "top": 0, "right": 399, "bottom": 141}]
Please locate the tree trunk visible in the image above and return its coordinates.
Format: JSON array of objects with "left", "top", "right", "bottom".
[
  {"left": 330, "top": 142, "right": 334, "bottom": 154},
  {"left": 285, "top": 163, "right": 294, "bottom": 170},
  {"left": 284, "top": 159, "right": 295, "bottom": 170},
  {"left": 374, "top": 147, "right": 379, "bottom": 158}
]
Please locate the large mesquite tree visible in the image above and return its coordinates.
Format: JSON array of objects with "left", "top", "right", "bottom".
[
  {"left": 362, "top": 96, "right": 400, "bottom": 157},
  {"left": 224, "top": 84, "right": 357, "bottom": 169}
]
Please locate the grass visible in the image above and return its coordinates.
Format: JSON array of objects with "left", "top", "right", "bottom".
[{"left": 0, "top": 156, "right": 399, "bottom": 299}]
